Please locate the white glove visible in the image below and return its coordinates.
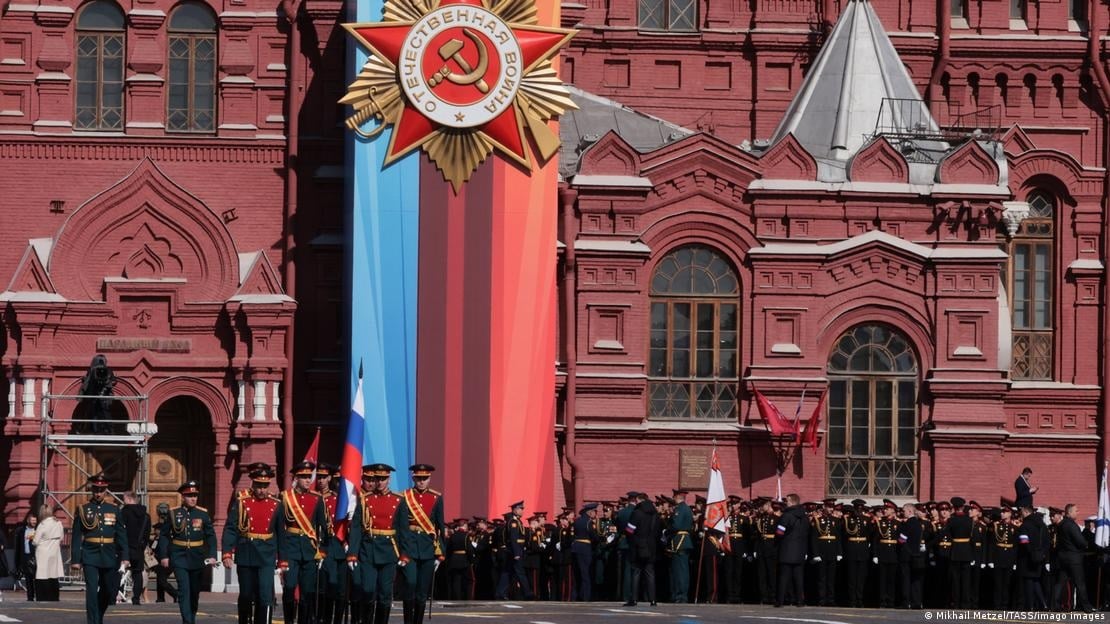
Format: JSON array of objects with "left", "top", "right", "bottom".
[
  {"left": 434, "top": 559, "right": 441, "bottom": 572},
  {"left": 555, "top": 542, "right": 561, "bottom": 551},
  {"left": 204, "top": 558, "right": 217, "bottom": 567},
  {"left": 836, "top": 555, "right": 843, "bottom": 562},
  {"left": 1045, "top": 563, "right": 1051, "bottom": 572},
  {"left": 752, "top": 552, "right": 758, "bottom": 560},
  {"left": 118, "top": 563, "right": 128, "bottom": 574},
  {"left": 971, "top": 561, "right": 976, "bottom": 566},
  {"left": 979, "top": 563, "right": 986, "bottom": 569},
  {"left": 606, "top": 534, "right": 615, "bottom": 544},
  {"left": 987, "top": 563, "right": 994, "bottom": 569},
  {"left": 872, "top": 557, "right": 878, "bottom": 564},
  {"left": 318, "top": 559, "right": 324, "bottom": 569},
  {"left": 929, "top": 561, "right": 936, "bottom": 567},
  {"left": 1012, "top": 564, "right": 1016, "bottom": 571},
  {"left": 348, "top": 561, "right": 358, "bottom": 571},
  {"left": 811, "top": 556, "right": 821, "bottom": 563},
  {"left": 919, "top": 544, "right": 926, "bottom": 553}
]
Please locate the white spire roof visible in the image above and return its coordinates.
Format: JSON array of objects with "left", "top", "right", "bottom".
[{"left": 769, "top": 0, "right": 939, "bottom": 163}]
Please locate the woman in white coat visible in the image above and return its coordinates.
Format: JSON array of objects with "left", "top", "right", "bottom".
[{"left": 31, "top": 504, "right": 63, "bottom": 601}]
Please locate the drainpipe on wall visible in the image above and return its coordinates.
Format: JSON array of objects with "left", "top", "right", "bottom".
[
  {"left": 1087, "top": 0, "right": 1110, "bottom": 467},
  {"left": 280, "top": 0, "right": 303, "bottom": 488},
  {"left": 927, "top": 0, "right": 951, "bottom": 112},
  {"left": 821, "top": 0, "right": 835, "bottom": 35},
  {"left": 560, "top": 186, "right": 583, "bottom": 510}
]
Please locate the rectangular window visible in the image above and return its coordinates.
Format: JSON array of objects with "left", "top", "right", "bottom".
[
  {"left": 638, "top": 0, "right": 698, "bottom": 32},
  {"left": 75, "top": 34, "right": 124, "bottom": 131},
  {"left": 648, "top": 298, "right": 738, "bottom": 419},
  {"left": 1070, "top": 0, "right": 1088, "bottom": 22},
  {"left": 168, "top": 35, "right": 216, "bottom": 132},
  {"left": 951, "top": 0, "right": 967, "bottom": 19},
  {"left": 1010, "top": 0, "right": 1026, "bottom": 20}
]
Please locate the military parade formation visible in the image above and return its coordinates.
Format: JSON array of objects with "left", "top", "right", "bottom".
[{"left": 69, "top": 464, "right": 1109, "bottom": 624}]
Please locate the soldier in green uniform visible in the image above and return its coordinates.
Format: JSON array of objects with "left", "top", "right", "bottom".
[
  {"left": 397, "top": 463, "right": 445, "bottom": 624},
  {"left": 223, "top": 465, "right": 283, "bottom": 624},
  {"left": 158, "top": 480, "right": 217, "bottom": 624},
  {"left": 278, "top": 460, "right": 329, "bottom": 624},
  {"left": 347, "top": 463, "right": 404, "bottom": 624},
  {"left": 71, "top": 473, "right": 129, "bottom": 624},
  {"left": 669, "top": 488, "right": 694, "bottom": 603}
]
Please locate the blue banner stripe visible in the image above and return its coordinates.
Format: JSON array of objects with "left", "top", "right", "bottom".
[{"left": 346, "top": 0, "right": 418, "bottom": 487}]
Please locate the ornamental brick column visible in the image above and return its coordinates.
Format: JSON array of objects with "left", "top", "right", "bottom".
[
  {"left": 217, "top": 13, "right": 258, "bottom": 137},
  {"left": 33, "top": 6, "right": 75, "bottom": 133},
  {"left": 125, "top": 9, "right": 167, "bottom": 134}
]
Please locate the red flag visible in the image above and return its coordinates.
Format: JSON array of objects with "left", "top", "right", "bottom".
[
  {"left": 754, "top": 389, "right": 798, "bottom": 438},
  {"left": 802, "top": 390, "right": 827, "bottom": 453},
  {"left": 303, "top": 426, "right": 321, "bottom": 480}
]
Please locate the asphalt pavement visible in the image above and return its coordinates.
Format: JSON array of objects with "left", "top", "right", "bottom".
[{"left": 0, "top": 592, "right": 1100, "bottom": 623}]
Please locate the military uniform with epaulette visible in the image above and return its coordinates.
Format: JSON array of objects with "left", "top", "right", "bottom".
[
  {"left": 669, "top": 491, "right": 694, "bottom": 603},
  {"left": 874, "top": 501, "right": 901, "bottom": 608},
  {"left": 809, "top": 502, "right": 842, "bottom": 606},
  {"left": 278, "top": 461, "right": 329, "bottom": 624},
  {"left": 943, "top": 497, "right": 974, "bottom": 609},
  {"left": 754, "top": 504, "right": 779, "bottom": 605},
  {"left": 614, "top": 498, "right": 635, "bottom": 604},
  {"left": 157, "top": 480, "right": 217, "bottom": 624},
  {"left": 841, "top": 503, "right": 871, "bottom": 608},
  {"left": 347, "top": 464, "right": 404, "bottom": 624},
  {"left": 315, "top": 465, "right": 347, "bottom": 624},
  {"left": 223, "top": 465, "right": 283, "bottom": 624},
  {"left": 724, "top": 502, "right": 750, "bottom": 604},
  {"left": 989, "top": 509, "right": 1017, "bottom": 609},
  {"left": 396, "top": 464, "right": 445, "bottom": 624},
  {"left": 495, "top": 502, "right": 535, "bottom": 600},
  {"left": 72, "top": 474, "right": 129, "bottom": 624}
]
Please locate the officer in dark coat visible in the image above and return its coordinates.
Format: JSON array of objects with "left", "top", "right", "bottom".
[
  {"left": 120, "top": 492, "right": 151, "bottom": 605},
  {"left": 223, "top": 465, "right": 282, "bottom": 624},
  {"left": 1016, "top": 506, "right": 1048, "bottom": 609},
  {"left": 347, "top": 464, "right": 404, "bottom": 624},
  {"left": 943, "top": 496, "right": 974, "bottom": 608},
  {"left": 898, "top": 502, "right": 927, "bottom": 609},
  {"left": 669, "top": 489, "right": 694, "bottom": 603},
  {"left": 1056, "top": 503, "right": 1096, "bottom": 612},
  {"left": 570, "top": 503, "right": 597, "bottom": 601},
  {"left": 872, "top": 499, "right": 900, "bottom": 608},
  {"left": 625, "top": 493, "right": 660, "bottom": 606},
  {"left": 446, "top": 519, "right": 471, "bottom": 600},
  {"left": 71, "top": 474, "right": 129, "bottom": 624},
  {"left": 774, "top": 493, "right": 808, "bottom": 607},
  {"left": 495, "top": 500, "right": 535, "bottom": 600},
  {"left": 158, "top": 480, "right": 217, "bottom": 624},
  {"left": 397, "top": 463, "right": 446, "bottom": 624},
  {"left": 614, "top": 493, "right": 636, "bottom": 605}
]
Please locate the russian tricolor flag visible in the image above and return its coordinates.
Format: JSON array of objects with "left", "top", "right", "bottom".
[{"left": 335, "top": 366, "right": 366, "bottom": 540}]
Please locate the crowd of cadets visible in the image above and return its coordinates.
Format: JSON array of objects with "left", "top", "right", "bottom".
[{"left": 70, "top": 461, "right": 1109, "bottom": 624}]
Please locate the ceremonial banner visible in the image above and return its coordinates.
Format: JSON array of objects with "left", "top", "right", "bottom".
[
  {"left": 344, "top": 0, "right": 573, "bottom": 516},
  {"left": 704, "top": 448, "right": 730, "bottom": 553}
]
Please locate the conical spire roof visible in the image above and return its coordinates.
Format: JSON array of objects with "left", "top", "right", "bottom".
[{"left": 769, "top": 0, "right": 939, "bottom": 163}]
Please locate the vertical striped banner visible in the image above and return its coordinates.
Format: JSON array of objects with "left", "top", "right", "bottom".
[{"left": 346, "top": 0, "right": 418, "bottom": 484}]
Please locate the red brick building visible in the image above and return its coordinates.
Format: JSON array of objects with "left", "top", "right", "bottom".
[{"left": 1, "top": 0, "right": 1108, "bottom": 527}]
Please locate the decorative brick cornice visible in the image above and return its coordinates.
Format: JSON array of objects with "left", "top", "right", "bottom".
[{"left": 0, "top": 137, "right": 284, "bottom": 163}]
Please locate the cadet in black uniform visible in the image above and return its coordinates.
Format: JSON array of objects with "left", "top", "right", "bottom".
[
  {"left": 157, "top": 480, "right": 217, "bottom": 624},
  {"left": 841, "top": 499, "right": 871, "bottom": 608},
  {"left": 724, "top": 497, "right": 749, "bottom": 604},
  {"left": 872, "top": 499, "right": 900, "bottom": 608},
  {"left": 988, "top": 506, "right": 1017, "bottom": 609},
  {"left": 754, "top": 498, "right": 779, "bottom": 604},
  {"left": 71, "top": 473, "right": 129, "bottom": 624},
  {"left": 898, "top": 502, "right": 927, "bottom": 609},
  {"left": 809, "top": 498, "right": 841, "bottom": 606},
  {"left": 495, "top": 501, "right": 534, "bottom": 600},
  {"left": 943, "top": 496, "right": 974, "bottom": 608}
]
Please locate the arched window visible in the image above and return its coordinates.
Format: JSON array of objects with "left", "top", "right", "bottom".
[
  {"left": 75, "top": 1, "right": 125, "bottom": 131},
  {"left": 648, "top": 245, "right": 739, "bottom": 419},
  {"left": 826, "top": 324, "right": 918, "bottom": 497},
  {"left": 167, "top": 2, "right": 217, "bottom": 132},
  {"left": 1005, "top": 190, "right": 1055, "bottom": 380}
]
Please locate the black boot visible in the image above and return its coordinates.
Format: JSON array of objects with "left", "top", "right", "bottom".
[
  {"left": 402, "top": 599, "right": 414, "bottom": 624},
  {"left": 238, "top": 598, "right": 254, "bottom": 624},
  {"left": 331, "top": 598, "right": 346, "bottom": 624},
  {"left": 348, "top": 600, "right": 361, "bottom": 624},
  {"left": 299, "top": 593, "right": 316, "bottom": 624},
  {"left": 413, "top": 600, "right": 426, "bottom": 624},
  {"left": 374, "top": 602, "right": 391, "bottom": 624},
  {"left": 283, "top": 595, "right": 298, "bottom": 624}
]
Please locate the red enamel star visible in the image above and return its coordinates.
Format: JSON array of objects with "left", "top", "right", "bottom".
[{"left": 344, "top": 0, "right": 575, "bottom": 171}]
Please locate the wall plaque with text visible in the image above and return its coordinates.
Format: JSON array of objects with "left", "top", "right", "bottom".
[{"left": 679, "top": 448, "right": 712, "bottom": 490}]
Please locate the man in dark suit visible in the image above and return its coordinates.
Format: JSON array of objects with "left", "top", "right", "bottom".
[
  {"left": 774, "top": 493, "right": 808, "bottom": 607},
  {"left": 624, "top": 492, "right": 660, "bottom": 606},
  {"left": 1057, "top": 503, "right": 1096, "bottom": 612},
  {"left": 120, "top": 492, "right": 151, "bottom": 605},
  {"left": 1015, "top": 467, "right": 1037, "bottom": 509}
]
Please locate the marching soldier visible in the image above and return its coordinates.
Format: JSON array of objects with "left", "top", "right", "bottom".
[
  {"left": 316, "top": 464, "right": 347, "bottom": 624},
  {"left": 347, "top": 463, "right": 403, "bottom": 624},
  {"left": 495, "top": 501, "right": 534, "bottom": 600},
  {"left": 157, "top": 480, "right": 217, "bottom": 624},
  {"left": 397, "top": 463, "right": 445, "bottom": 624},
  {"left": 809, "top": 498, "right": 841, "bottom": 606},
  {"left": 223, "top": 464, "right": 282, "bottom": 624},
  {"left": 669, "top": 489, "right": 694, "bottom": 603},
  {"left": 279, "top": 461, "right": 329, "bottom": 624},
  {"left": 71, "top": 473, "right": 129, "bottom": 624}
]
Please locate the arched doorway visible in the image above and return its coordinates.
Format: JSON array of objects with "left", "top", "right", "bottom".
[
  {"left": 149, "top": 396, "right": 216, "bottom": 516},
  {"left": 825, "top": 324, "right": 919, "bottom": 498}
]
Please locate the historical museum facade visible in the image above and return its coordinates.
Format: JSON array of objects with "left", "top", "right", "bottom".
[{"left": 2, "top": 0, "right": 1109, "bottom": 526}]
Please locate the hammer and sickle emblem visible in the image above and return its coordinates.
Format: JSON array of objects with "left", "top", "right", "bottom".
[{"left": 427, "top": 29, "right": 490, "bottom": 94}]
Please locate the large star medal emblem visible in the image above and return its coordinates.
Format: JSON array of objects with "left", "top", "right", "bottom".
[{"left": 341, "top": 0, "right": 577, "bottom": 189}]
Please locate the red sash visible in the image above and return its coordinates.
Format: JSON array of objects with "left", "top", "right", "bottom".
[{"left": 283, "top": 490, "right": 319, "bottom": 550}]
